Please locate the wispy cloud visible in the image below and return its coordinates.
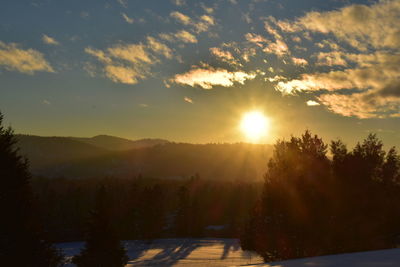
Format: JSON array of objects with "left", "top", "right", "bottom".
[
  {"left": 174, "top": 30, "right": 197, "bottom": 43},
  {"left": 42, "top": 34, "right": 59, "bottom": 45},
  {"left": 245, "top": 24, "right": 290, "bottom": 57},
  {"left": 146, "top": 36, "right": 173, "bottom": 59},
  {"left": 0, "top": 41, "right": 54, "bottom": 74},
  {"left": 171, "top": 65, "right": 256, "bottom": 89},
  {"left": 292, "top": 57, "right": 308, "bottom": 66},
  {"left": 117, "top": 0, "right": 128, "bottom": 8},
  {"left": 170, "top": 11, "right": 191, "bottom": 25},
  {"left": 184, "top": 96, "right": 193, "bottom": 103},
  {"left": 306, "top": 100, "right": 320, "bottom": 106},
  {"left": 85, "top": 34, "right": 176, "bottom": 84},
  {"left": 170, "top": 11, "right": 215, "bottom": 34},
  {"left": 245, "top": 33, "right": 267, "bottom": 47},
  {"left": 209, "top": 47, "right": 241, "bottom": 67},
  {"left": 121, "top": 13, "right": 134, "bottom": 24},
  {"left": 171, "top": 0, "right": 185, "bottom": 6},
  {"left": 86, "top": 45, "right": 149, "bottom": 84}
]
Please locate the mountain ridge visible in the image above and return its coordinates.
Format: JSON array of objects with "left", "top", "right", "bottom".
[{"left": 15, "top": 134, "right": 272, "bottom": 181}]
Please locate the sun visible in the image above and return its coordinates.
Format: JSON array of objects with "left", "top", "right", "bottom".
[{"left": 240, "top": 111, "right": 270, "bottom": 142}]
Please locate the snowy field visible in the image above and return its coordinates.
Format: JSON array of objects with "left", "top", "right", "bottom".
[
  {"left": 57, "top": 238, "right": 264, "bottom": 266},
  {"left": 57, "top": 238, "right": 400, "bottom": 266},
  {"left": 248, "top": 248, "right": 400, "bottom": 267}
]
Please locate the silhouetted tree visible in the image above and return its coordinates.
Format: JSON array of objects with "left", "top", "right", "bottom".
[
  {"left": 242, "top": 131, "right": 400, "bottom": 261},
  {"left": 72, "top": 185, "right": 128, "bottom": 267},
  {"left": 0, "top": 112, "right": 63, "bottom": 266},
  {"left": 382, "top": 147, "right": 400, "bottom": 185}
]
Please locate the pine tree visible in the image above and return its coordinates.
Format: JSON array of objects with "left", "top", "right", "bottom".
[
  {"left": 0, "top": 112, "right": 63, "bottom": 266},
  {"left": 72, "top": 185, "right": 128, "bottom": 267}
]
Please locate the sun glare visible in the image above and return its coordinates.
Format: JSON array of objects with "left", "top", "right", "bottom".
[{"left": 240, "top": 111, "right": 270, "bottom": 142}]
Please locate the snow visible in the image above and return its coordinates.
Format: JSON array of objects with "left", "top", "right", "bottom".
[
  {"left": 56, "top": 238, "right": 263, "bottom": 266},
  {"left": 57, "top": 239, "right": 400, "bottom": 266},
  {"left": 247, "top": 248, "right": 400, "bottom": 267}
]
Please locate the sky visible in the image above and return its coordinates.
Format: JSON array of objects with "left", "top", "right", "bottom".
[{"left": 1, "top": 0, "right": 400, "bottom": 147}]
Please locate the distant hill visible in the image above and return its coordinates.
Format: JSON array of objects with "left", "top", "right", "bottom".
[
  {"left": 71, "top": 135, "right": 169, "bottom": 151},
  {"left": 16, "top": 135, "right": 109, "bottom": 170},
  {"left": 15, "top": 135, "right": 272, "bottom": 181}
]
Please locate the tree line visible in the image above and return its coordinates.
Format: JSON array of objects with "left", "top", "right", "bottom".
[{"left": 241, "top": 130, "right": 400, "bottom": 261}]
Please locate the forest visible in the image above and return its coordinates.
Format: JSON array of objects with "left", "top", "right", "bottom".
[{"left": 2, "top": 112, "right": 400, "bottom": 266}]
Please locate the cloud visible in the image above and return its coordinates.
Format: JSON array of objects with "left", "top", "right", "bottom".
[
  {"left": 275, "top": 52, "right": 400, "bottom": 117},
  {"left": 85, "top": 39, "right": 172, "bottom": 84},
  {"left": 174, "top": 30, "right": 197, "bottom": 43},
  {"left": 159, "top": 30, "right": 198, "bottom": 44},
  {"left": 171, "top": 0, "right": 185, "bottom": 6},
  {"left": 0, "top": 41, "right": 54, "bottom": 74},
  {"left": 107, "top": 44, "right": 152, "bottom": 64},
  {"left": 209, "top": 47, "right": 241, "bottom": 66},
  {"left": 245, "top": 33, "right": 268, "bottom": 47},
  {"left": 193, "top": 15, "right": 215, "bottom": 33},
  {"left": 103, "top": 64, "right": 144, "bottom": 84},
  {"left": 266, "top": 75, "right": 286, "bottom": 82},
  {"left": 294, "top": 0, "right": 400, "bottom": 50},
  {"left": 210, "top": 47, "right": 234, "bottom": 61},
  {"left": 117, "top": 0, "right": 128, "bottom": 8},
  {"left": 121, "top": 13, "right": 134, "bottom": 24},
  {"left": 262, "top": 39, "right": 289, "bottom": 57},
  {"left": 317, "top": 92, "right": 400, "bottom": 119},
  {"left": 146, "top": 37, "right": 173, "bottom": 59},
  {"left": 43, "top": 99, "right": 51, "bottom": 105},
  {"left": 171, "top": 66, "right": 256, "bottom": 89},
  {"left": 316, "top": 51, "right": 348, "bottom": 66},
  {"left": 264, "top": 20, "right": 283, "bottom": 40},
  {"left": 266, "top": 0, "right": 400, "bottom": 118},
  {"left": 42, "top": 34, "right": 59, "bottom": 45},
  {"left": 306, "top": 100, "right": 320, "bottom": 106},
  {"left": 292, "top": 57, "right": 308, "bottom": 66},
  {"left": 245, "top": 29, "right": 290, "bottom": 57},
  {"left": 184, "top": 96, "right": 193, "bottom": 103},
  {"left": 85, "top": 35, "right": 176, "bottom": 84},
  {"left": 159, "top": 33, "right": 175, "bottom": 42},
  {"left": 170, "top": 11, "right": 215, "bottom": 34},
  {"left": 200, "top": 3, "right": 214, "bottom": 14},
  {"left": 170, "top": 11, "right": 191, "bottom": 25}
]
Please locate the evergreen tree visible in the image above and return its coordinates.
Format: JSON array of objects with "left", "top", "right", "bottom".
[
  {"left": 72, "top": 185, "right": 128, "bottom": 267},
  {"left": 0, "top": 112, "right": 63, "bottom": 266},
  {"left": 382, "top": 147, "right": 400, "bottom": 184}
]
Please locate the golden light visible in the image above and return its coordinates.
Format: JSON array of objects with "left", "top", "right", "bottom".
[{"left": 240, "top": 110, "right": 270, "bottom": 142}]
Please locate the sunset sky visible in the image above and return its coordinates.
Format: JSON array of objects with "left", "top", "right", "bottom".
[{"left": 1, "top": 0, "right": 400, "bottom": 147}]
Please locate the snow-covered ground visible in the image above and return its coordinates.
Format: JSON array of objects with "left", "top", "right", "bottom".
[
  {"left": 57, "top": 238, "right": 264, "bottom": 266},
  {"left": 57, "top": 238, "right": 400, "bottom": 266},
  {"left": 248, "top": 248, "right": 400, "bottom": 267}
]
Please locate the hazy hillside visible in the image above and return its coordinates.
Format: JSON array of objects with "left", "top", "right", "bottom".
[
  {"left": 16, "top": 135, "right": 109, "bottom": 170},
  {"left": 71, "top": 135, "right": 169, "bottom": 151},
  {"left": 16, "top": 135, "right": 272, "bottom": 180}
]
